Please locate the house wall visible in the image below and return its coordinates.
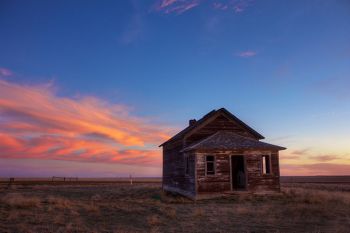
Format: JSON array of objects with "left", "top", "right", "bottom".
[
  {"left": 196, "top": 152, "right": 231, "bottom": 193},
  {"left": 162, "top": 141, "right": 196, "bottom": 197},
  {"left": 195, "top": 150, "right": 280, "bottom": 194},
  {"left": 244, "top": 150, "right": 280, "bottom": 193}
]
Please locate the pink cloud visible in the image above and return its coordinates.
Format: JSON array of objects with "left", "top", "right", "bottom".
[
  {"left": 0, "top": 67, "right": 13, "bottom": 77},
  {"left": 309, "top": 155, "right": 340, "bottom": 162},
  {"left": 0, "top": 79, "right": 175, "bottom": 166},
  {"left": 160, "top": 0, "right": 178, "bottom": 8},
  {"left": 291, "top": 148, "right": 310, "bottom": 155},
  {"left": 281, "top": 155, "right": 300, "bottom": 160},
  {"left": 237, "top": 50, "right": 257, "bottom": 57}
]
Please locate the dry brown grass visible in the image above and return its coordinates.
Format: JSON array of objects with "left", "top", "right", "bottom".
[
  {"left": 47, "top": 196, "right": 73, "bottom": 209},
  {"left": 147, "top": 215, "right": 161, "bottom": 226},
  {"left": 0, "top": 182, "right": 349, "bottom": 232},
  {"left": 1, "top": 193, "right": 41, "bottom": 208}
]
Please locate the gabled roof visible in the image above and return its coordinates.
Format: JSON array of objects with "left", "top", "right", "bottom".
[
  {"left": 159, "top": 108, "right": 264, "bottom": 147},
  {"left": 182, "top": 131, "right": 286, "bottom": 152}
]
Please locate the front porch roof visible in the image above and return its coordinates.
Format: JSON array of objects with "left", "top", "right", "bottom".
[{"left": 181, "top": 131, "right": 286, "bottom": 152}]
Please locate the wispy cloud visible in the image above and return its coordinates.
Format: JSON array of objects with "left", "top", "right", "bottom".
[
  {"left": 236, "top": 50, "right": 257, "bottom": 57},
  {"left": 309, "top": 155, "right": 340, "bottom": 162},
  {"left": 119, "top": 1, "right": 144, "bottom": 45},
  {"left": 0, "top": 79, "right": 173, "bottom": 166},
  {"left": 160, "top": 0, "right": 178, "bottom": 8},
  {"left": 281, "top": 155, "right": 300, "bottom": 160},
  {"left": 154, "top": 0, "right": 254, "bottom": 14},
  {"left": 213, "top": 0, "right": 254, "bottom": 13},
  {"left": 291, "top": 148, "right": 310, "bottom": 155},
  {"left": 0, "top": 67, "right": 13, "bottom": 77},
  {"left": 155, "top": 0, "right": 200, "bottom": 14}
]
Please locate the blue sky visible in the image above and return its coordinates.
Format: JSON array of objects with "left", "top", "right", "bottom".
[{"left": 0, "top": 0, "right": 350, "bottom": 176}]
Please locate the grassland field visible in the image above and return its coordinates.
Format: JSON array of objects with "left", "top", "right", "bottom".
[{"left": 0, "top": 177, "right": 350, "bottom": 233}]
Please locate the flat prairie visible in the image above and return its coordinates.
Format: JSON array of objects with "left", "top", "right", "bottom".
[{"left": 0, "top": 180, "right": 350, "bottom": 233}]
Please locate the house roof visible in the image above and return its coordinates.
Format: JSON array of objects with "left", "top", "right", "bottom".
[
  {"left": 159, "top": 108, "right": 264, "bottom": 147},
  {"left": 181, "top": 131, "right": 286, "bottom": 152}
]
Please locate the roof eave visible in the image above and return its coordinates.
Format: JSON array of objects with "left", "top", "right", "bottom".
[{"left": 182, "top": 146, "right": 286, "bottom": 152}]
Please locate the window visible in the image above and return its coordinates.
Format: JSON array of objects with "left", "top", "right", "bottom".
[
  {"left": 262, "top": 155, "right": 271, "bottom": 175},
  {"left": 206, "top": 155, "right": 215, "bottom": 175},
  {"left": 185, "top": 155, "right": 190, "bottom": 175}
]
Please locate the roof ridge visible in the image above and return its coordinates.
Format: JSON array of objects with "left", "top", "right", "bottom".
[
  {"left": 160, "top": 108, "right": 265, "bottom": 147},
  {"left": 182, "top": 130, "right": 286, "bottom": 152}
]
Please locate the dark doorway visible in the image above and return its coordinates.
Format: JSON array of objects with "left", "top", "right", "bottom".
[{"left": 231, "top": 155, "right": 246, "bottom": 190}]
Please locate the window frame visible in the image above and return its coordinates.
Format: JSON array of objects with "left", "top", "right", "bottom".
[
  {"left": 261, "top": 154, "right": 272, "bottom": 175},
  {"left": 205, "top": 155, "right": 216, "bottom": 176}
]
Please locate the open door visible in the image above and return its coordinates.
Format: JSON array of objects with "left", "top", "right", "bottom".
[{"left": 231, "top": 155, "right": 246, "bottom": 190}]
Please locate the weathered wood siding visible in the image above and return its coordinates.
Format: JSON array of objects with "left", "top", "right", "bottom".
[
  {"left": 184, "top": 115, "right": 259, "bottom": 147},
  {"left": 244, "top": 150, "right": 280, "bottom": 193},
  {"left": 162, "top": 141, "right": 196, "bottom": 196},
  {"left": 196, "top": 152, "right": 231, "bottom": 193},
  {"left": 195, "top": 150, "right": 280, "bottom": 194}
]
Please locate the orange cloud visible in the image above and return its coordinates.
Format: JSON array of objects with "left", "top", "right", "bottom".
[{"left": 0, "top": 79, "right": 173, "bottom": 166}]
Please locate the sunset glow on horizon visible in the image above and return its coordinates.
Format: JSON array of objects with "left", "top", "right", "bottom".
[{"left": 1, "top": 0, "right": 349, "bottom": 177}]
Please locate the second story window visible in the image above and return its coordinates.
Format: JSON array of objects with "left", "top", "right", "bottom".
[{"left": 206, "top": 155, "right": 215, "bottom": 175}]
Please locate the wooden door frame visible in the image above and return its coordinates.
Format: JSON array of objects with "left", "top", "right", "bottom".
[{"left": 230, "top": 154, "right": 248, "bottom": 191}]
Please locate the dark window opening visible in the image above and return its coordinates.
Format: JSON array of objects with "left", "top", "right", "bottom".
[
  {"left": 262, "top": 155, "right": 271, "bottom": 174},
  {"left": 206, "top": 155, "right": 215, "bottom": 175}
]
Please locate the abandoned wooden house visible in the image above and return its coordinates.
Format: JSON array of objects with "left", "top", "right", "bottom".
[{"left": 160, "top": 108, "right": 286, "bottom": 199}]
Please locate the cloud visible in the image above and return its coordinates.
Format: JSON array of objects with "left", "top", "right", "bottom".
[
  {"left": 308, "top": 155, "right": 340, "bottom": 162},
  {"left": 281, "top": 163, "right": 350, "bottom": 176},
  {"left": 0, "top": 67, "right": 13, "bottom": 77},
  {"left": 160, "top": 0, "right": 178, "bottom": 8},
  {"left": 155, "top": 0, "right": 200, "bottom": 14},
  {"left": 153, "top": 0, "right": 255, "bottom": 15},
  {"left": 236, "top": 50, "right": 257, "bottom": 57},
  {"left": 291, "top": 148, "right": 310, "bottom": 155},
  {"left": 0, "top": 79, "right": 173, "bottom": 166},
  {"left": 213, "top": 0, "right": 254, "bottom": 13},
  {"left": 281, "top": 155, "right": 300, "bottom": 160},
  {"left": 119, "top": 1, "right": 144, "bottom": 45}
]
